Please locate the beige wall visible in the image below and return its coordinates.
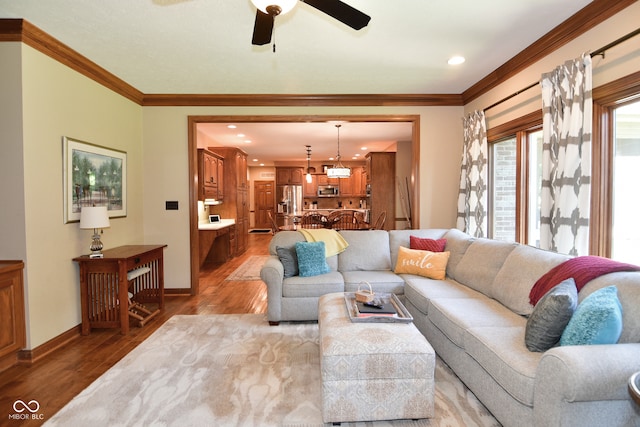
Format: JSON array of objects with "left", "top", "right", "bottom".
[
  {"left": 142, "top": 106, "right": 463, "bottom": 289},
  {"left": 6, "top": 44, "right": 144, "bottom": 348},
  {"left": 465, "top": 1, "right": 640, "bottom": 125},
  {"left": 3, "top": 3, "right": 638, "bottom": 349}
]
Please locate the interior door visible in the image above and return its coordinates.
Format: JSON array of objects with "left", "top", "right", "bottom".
[{"left": 254, "top": 180, "right": 275, "bottom": 229}]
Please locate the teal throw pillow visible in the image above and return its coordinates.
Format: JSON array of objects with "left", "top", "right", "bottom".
[
  {"left": 276, "top": 246, "right": 298, "bottom": 278},
  {"left": 295, "top": 241, "right": 330, "bottom": 277},
  {"left": 525, "top": 278, "right": 578, "bottom": 352},
  {"left": 560, "top": 285, "right": 623, "bottom": 346}
]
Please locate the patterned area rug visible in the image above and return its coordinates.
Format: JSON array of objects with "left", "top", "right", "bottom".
[
  {"left": 44, "top": 314, "right": 500, "bottom": 427},
  {"left": 225, "top": 255, "right": 270, "bottom": 281}
]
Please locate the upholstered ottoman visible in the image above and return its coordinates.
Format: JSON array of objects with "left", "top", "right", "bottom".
[{"left": 318, "top": 292, "right": 435, "bottom": 423}]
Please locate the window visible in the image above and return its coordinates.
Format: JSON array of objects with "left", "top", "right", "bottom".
[
  {"left": 611, "top": 100, "right": 640, "bottom": 264},
  {"left": 490, "top": 137, "right": 517, "bottom": 242},
  {"left": 487, "top": 112, "right": 541, "bottom": 244}
]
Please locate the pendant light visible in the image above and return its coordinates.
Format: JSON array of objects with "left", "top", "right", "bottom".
[
  {"left": 326, "top": 124, "right": 351, "bottom": 178},
  {"left": 305, "top": 145, "right": 313, "bottom": 184}
]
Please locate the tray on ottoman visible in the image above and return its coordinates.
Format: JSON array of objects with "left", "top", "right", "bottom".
[{"left": 344, "top": 292, "right": 413, "bottom": 323}]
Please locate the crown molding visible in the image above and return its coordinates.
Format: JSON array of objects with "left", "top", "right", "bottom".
[
  {"left": 1, "top": 0, "right": 636, "bottom": 108},
  {"left": 141, "top": 93, "right": 464, "bottom": 107},
  {"left": 462, "top": 0, "right": 637, "bottom": 104}
]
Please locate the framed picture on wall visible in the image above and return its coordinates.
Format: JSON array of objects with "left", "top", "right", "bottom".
[{"left": 63, "top": 136, "right": 127, "bottom": 223}]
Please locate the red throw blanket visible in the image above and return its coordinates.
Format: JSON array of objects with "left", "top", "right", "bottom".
[{"left": 529, "top": 256, "right": 640, "bottom": 306}]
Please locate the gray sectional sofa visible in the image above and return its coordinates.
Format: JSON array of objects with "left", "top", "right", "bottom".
[{"left": 260, "top": 228, "right": 640, "bottom": 427}]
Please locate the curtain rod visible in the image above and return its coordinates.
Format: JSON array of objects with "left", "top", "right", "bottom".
[{"left": 483, "top": 27, "right": 640, "bottom": 113}]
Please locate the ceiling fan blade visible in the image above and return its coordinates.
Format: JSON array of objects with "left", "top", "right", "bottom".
[
  {"left": 301, "top": 0, "right": 371, "bottom": 30},
  {"left": 252, "top": 10, "right": 274, "bottom": 45}
]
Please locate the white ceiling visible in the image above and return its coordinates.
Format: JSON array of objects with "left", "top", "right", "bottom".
[{"left": 0, "top": 0, "right": 593, "bottom": 163}]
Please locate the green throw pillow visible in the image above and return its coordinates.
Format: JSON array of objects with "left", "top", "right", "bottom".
[
  {"left": 525, "top": 278, "right": 578, "bottom": 352},
  {"left": 560, "top": 285, "right": 623, "bottom": 346},
  {"left": 295, "top": 241, "right": 330, "bottom": 277}
]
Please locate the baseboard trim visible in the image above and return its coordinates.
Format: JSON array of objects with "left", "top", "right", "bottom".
[
  {"left": 165, "top": 288, "right": 192, "bottom": 296},
  {"left": 17, "top": 324, "right": 82, "bottom": 364}
]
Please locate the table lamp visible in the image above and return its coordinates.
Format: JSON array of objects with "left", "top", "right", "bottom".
[{"left": 80, "top": 206, "right": 110, "bottom": 258}]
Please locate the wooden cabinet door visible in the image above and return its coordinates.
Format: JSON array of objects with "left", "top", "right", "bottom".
[
  {"left": 0, "top": 262, "right": 26, "bottom": 361},
  {"left": 289, "top": 168, "right": 303, "bottom": 185},
  {"left": 216, "top": 158, "right": 224, "bottom": 200},
  {"left": 303, "top": 174, "right": 317, "bottom": 197}
]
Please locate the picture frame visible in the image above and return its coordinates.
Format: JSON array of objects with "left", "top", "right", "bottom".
[{"left": 63, "top": 136, "right": 127, "bottom": 223}]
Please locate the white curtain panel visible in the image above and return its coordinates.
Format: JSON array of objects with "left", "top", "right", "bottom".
[
  {"left": 456, "top": 110, "right": 488, "bottom": 238},
  {"left": 540, "top": 54, "right": 592, "bottom": 256}
]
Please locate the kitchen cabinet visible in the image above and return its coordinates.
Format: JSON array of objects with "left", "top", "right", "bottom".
[
  {"left": 0, "top": 261, "right": 25, "bottom": 371},
  {"left": 276, "top": 167, "right": 304, "bottom": 185},
  {"left": 317, "top": 174, "right": 340, "bottom": 187},
  {"left": 339, "top": 166, "right": 365, "bottom": 197},
  {"left": 197, "top": 149, "right": 224, "bottom": 201},
  {"left": 303, "top": 174, "right": 317, "bottom": 197},
  {"left": 208, "top": 147, "right": 249, "bottom": 255},
  {"left": 366, "top": 152, "right": 395, "bottom": 230}
]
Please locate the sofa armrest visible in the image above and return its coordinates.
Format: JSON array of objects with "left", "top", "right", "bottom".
[
  {"left": 260, "top": 256, "right": 285, "bottom": 322},
  {"left": 534, "top": 343, "right": 640, "bottom": 425}
]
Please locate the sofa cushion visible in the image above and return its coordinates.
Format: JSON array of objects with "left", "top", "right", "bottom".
[
  {"left": 276, "top": 246, "right": 299, "bottom": 278},
  {"left": 442, "top": 228, "right": 475, "bottom": 281},
  {"left": 403, "top": 277, "right": 483, "bottom": 315},
  {"left": 525, "top": 278, "right": 578, "bottom": 352},
  {"left": 491, "top": 245, "right": 570, "bottom": 316},
  {"left": 341, "top": 270, "right": 405, "bottom": 295},
  {"left": 454, "top": 239, "right": 517, "bottom": 297},
  {"left": 282, "top": 271, "right": 344, "bottom": 298},
  {"left": 410, "top": 235, "right": 447, "bottom": 252},
  {"left": 465, "top": 326, "right": 541, "bottom": 407},
  {"left": 338, "top": 230, "right": 391, "bottom": 271},
  {"left": 389, "top": 229, "right": 448, "bottom": 269},
  {"left": 428, "top": 297, "right": 524, "bottom": 348},
  {"left": 295, "top": 241, "right": 330, "bottom": 277},
  {"left": 576, "top": 271, "right": 640, "bottom": 343},
  {"left": 560, "top": 285, "right": 623, "bottom": 346},
  {"left": 394, "top": 246, "right": 450, "bottom": 280}
]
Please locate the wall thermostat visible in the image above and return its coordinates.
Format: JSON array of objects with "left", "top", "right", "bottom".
[{"left": 209, "top": 215, "right": 221, "bottom": 223}]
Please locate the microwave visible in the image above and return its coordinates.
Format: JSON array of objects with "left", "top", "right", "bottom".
[{"left": 317, "top": 185, "right": 339, "bottom": 197}]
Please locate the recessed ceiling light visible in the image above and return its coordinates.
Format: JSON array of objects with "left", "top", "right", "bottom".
[
  {"left": 227, "top": 124, "right": 237, "bottom": 129},
  {"left": 237, "top": 133, "right": 245, "bottom": 137},
  {"left": 253, "top": 158, "right": 259, "bottom": 162},
  {"left": 354, "top": 153, "right": 361, "bottom": 157},
  {"left": 448, "top": 56, "right": 465, "bottom": 65},
  {"left": 244, "top": 140, "right": 252, "bottom": 143},
  {"left": 260, "top": 163, "right": 265, "bottom": 166},
  {"left": 361, "top": 147, "right": 367, "bottom": 151},
  {"left": 329, "top": 157, "right": 335, "bottom": 161}
]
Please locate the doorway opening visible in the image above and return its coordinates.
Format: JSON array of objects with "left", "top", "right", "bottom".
[{"left": 188, "top": 114, "right": 421, "bottom": 294}]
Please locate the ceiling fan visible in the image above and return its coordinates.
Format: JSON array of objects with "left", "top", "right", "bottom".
[{"left": 251, "top": 0, "right": 371, "bottom": 46}]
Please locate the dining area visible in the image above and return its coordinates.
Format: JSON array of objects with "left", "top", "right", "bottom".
[{"left": 269, "top": 210, "right": 386, "bottom": 233}]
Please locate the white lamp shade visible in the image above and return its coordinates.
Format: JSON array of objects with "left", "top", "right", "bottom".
[
  {"left": 251, "top": 0, "right": 297, "bottom": 15},
  {"left": 326, "top": 167, "right": 351, "bottom": 178},
  {"left": 80, "top": 206, "right": 111, "bottom": 229}
]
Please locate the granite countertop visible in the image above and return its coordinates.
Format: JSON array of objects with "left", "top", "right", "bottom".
[{"left": 198, "top": 219, "right": 235, "bottom": 230}]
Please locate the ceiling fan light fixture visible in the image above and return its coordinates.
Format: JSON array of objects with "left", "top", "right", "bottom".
[
  {"left": 251, "top": 0, "right": 297, "bottom": 16},
  {"left": 326, "top": 124, "right": 351, "bottom": 179}
]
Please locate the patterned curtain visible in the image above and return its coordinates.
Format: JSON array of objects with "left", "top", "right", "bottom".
[
  {"left": 540, "top": 54, "right": 592, "bottom": 256},
  {"left": 456, "top": 110, "right": 488, "bottom": 237}
]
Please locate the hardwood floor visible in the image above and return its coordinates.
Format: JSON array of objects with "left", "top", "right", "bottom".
[{"left": 0, "top": 233, "right": 272, "bottom": 426}]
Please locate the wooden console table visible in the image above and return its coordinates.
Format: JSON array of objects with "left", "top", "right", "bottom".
[{"left": 73, "top": 245, "right": 167, "bottom": 335}]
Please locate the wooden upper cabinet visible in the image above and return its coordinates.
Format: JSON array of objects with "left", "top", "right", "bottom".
[
  {"left": 303, "top": 174, "right": 317, "bottom": 197},
  {"left": 276, "top": 167, "right": 304, "bottom": 185},
  {"left": 317, "top": 174, "right": 339, "bottom": 186},
  {"left": 198, "top": 149, "right": 223, "bottom": 201}
]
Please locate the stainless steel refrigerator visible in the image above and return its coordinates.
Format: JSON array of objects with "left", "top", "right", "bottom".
[{"left": 276, "top": 185, "right": 303, "bottom": 227}]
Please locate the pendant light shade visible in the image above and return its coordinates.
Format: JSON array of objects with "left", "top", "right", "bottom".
[
  {"left": 326, "top": 124, "right": 351, "bottom": 178},
  {"left": 305, "top": 145, "right": 313, "bottom": 183}
]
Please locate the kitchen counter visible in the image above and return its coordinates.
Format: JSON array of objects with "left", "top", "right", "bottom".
[
  {"left": 198, "top": 219, "right": 235, "bottom": 230},
  {"left": 198, "top": 219, "right": 235, "bottom": 265}
]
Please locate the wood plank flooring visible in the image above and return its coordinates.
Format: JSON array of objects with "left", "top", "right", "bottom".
[{"left": 0, "top": 233, "right": 272, "bottom": 427}]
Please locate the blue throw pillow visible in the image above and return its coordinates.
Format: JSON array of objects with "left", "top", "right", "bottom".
[
  {"left": 560, "top": 285, "right": 623, "bottom": 346},
  {"left": 295, "top": 241, "right": 330, "bottom": 277}
]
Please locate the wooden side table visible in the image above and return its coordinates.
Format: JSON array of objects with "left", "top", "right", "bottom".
[{"left": 73, "top": 245, "right": 167, "bottom": 335}]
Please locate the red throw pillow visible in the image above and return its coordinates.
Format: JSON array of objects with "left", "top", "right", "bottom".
[{"left": 410, "top": 236, "right": 447, "bottom": 252}]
